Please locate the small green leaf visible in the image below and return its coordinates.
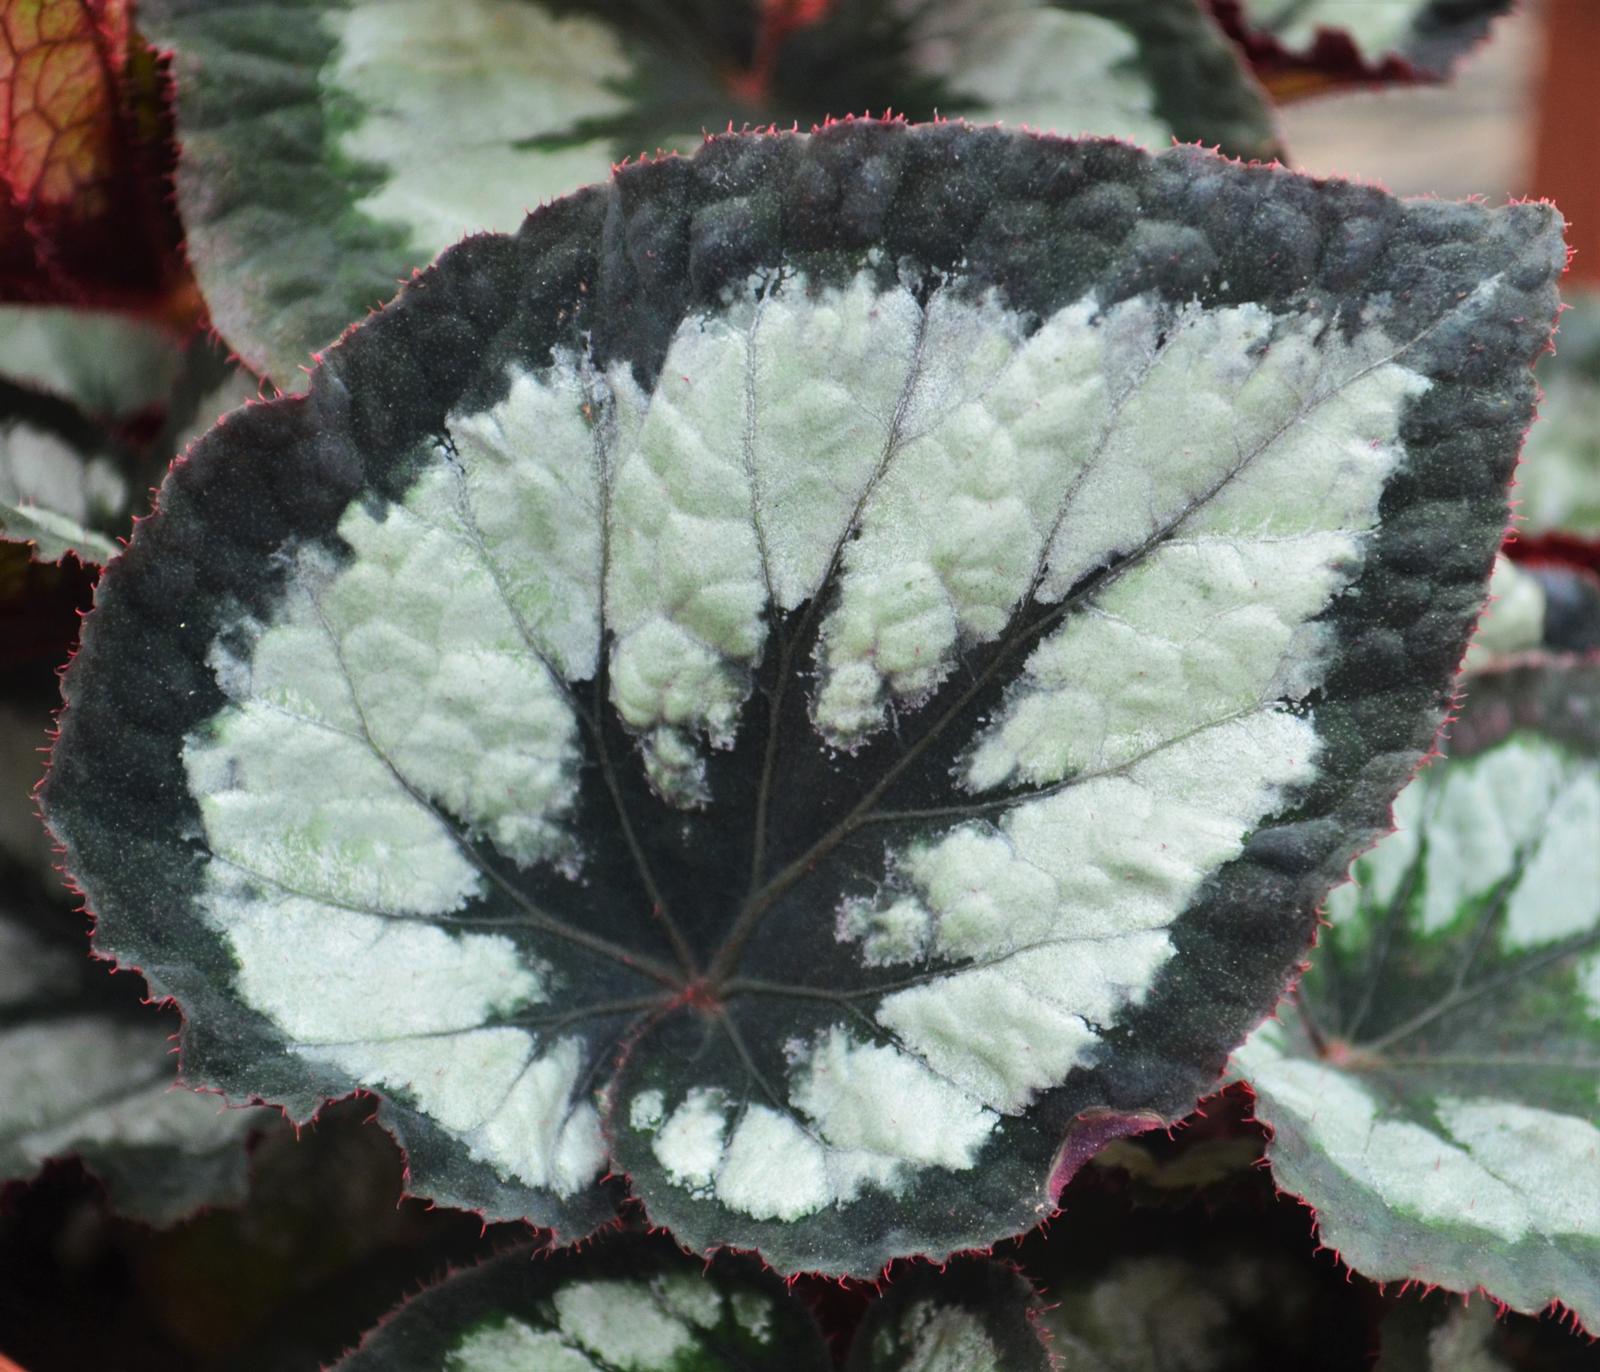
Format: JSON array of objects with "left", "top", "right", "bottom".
[
  {"left": 1042, "top": 1250, "right": 1318, "bottom": 1371},
  {"left": 44, "top": 124, "right": 1562, "bottom": 1274},
  {"left": 0, "top": 422, "right": 126, "bottom": 564},
  {"left": 1374, "top": 1300, "right": 1514, "bottom": 1372},
  {"left": 0, "top": 322, "right": 259, "bottom": 565},
  {"left": 142, "top": 0, "right": 1277, "bottom": 384},
  {"left": 1462, "top": 555, "right": 1545, "bottom": 672},
  {"left": 1467, "top": 556, "right": 1600, "bottom": 668},
  {"left": 847, "top": 1260, "right": 1050, "bottom": 1372},
  {"left": 1224, "top": 0, "right": 1513, "bottom": 80},
  {"left": 1517, "top": 290, "right": 1600, "bottom": 537},
  {"left": 328, "top": 1236, "right": 828, "bottom": 1371},
  {"left": 1234, "top": 658, "right": 1600, "bottom": 1328},
  {"left": 0, "top": 857, "right": 271, "bottom": 1224},
  {"left": 0, "top": 306, "right": 186, "bottom": 420}
]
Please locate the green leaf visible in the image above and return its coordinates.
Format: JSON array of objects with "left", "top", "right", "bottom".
[
  {"left": 1223, "top": 0, "right": 1513, "bottom": 80},
  {"left": 1374, "top": 1300, "right": 1514, "bottom": 1372},
  {"left": 1466, "top": 555, "right": 1600, "bottom": 669},
  {"left": 847, "top": 1259, "right": 1050, "bottom": 1372},
  {"left": 1234, "top": 658, "right": 1600, "bottom": 1328},
  {"left": 0, "top": 855, "right": 272, "bottom": 1224},
  {"left": 0, "top": 321, "right": 259, "bottom": 565},
  {"left": 1041, "top": 1249, "right": 1319, "bottom": 1371},
  {"left": 1462, "top": 555, "right": 1545, "bottom": 672},
  {"left": 0, "top": 305, "right": 185, "bottom": 419},
  {"left": 0, "top": 418, "right": 126, "bottom": 564},
  {"left": 43, "top": 124, "right": 1562, "bottom": 1273},
  {"left": 141, "top": 0, "right": 1277, "bottom": 385},
  {"left": 1517, "top": 290, "right": 1600, "bottom": 538},
  {"left": 328, "top": 1235, "right": 829, "bottom": 1371}
]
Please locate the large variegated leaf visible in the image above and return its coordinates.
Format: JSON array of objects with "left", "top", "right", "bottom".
[
  {"left": 0, "top": 857, "right": 270, "bottom": 1224},
  {"left": 328, "top": 1236, "right": 828, "bottom": 1371},
  {"left": 1218, "top": 0, "right": 1513, "bottom": 82},
  {"left": 1234, "top": 658, "right": 1600, "bottom": 1328},
  {"left": 1518, "top": 291, "right": 1600, "bottom": 538},
  {"left": 43, "top": 123, "right": 1562, "bottom": 1274},
  {"left": 141, "top": 0, "right": 1276, "bottom": 385}
]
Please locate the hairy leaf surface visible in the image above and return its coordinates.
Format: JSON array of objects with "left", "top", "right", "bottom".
[
  {"left": 328, "top": 1235, "right": 828, "bottom": 1372},
  {"left": 0, "top": 857, "right": 269, "bottom": 1222},
  {"left": 44, "top": 123, "right": 1562, "bottom": 1273},
  {"left": 1235, "top": 658, "right": 1600, "bottom": 1327},
  {"left": 140, "top": 0, "right": 1276, "bottom": 385},
  {"left": 1218, "top": 0, "right": 1513, "bottom": 82}
]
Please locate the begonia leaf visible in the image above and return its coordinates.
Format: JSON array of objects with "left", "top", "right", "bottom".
[
  {"left": 328, "top": 1235, "right": 829, "bottom": 1372},
  {"left": 139, "top": 0, "right": 1277, "bottom": 385},
  {"left": 43, "top": 123, "right": 1562, "bottom": 1274},
  {"left": 1234, "top": 657, "right": 1600, "bottom": 1328}
]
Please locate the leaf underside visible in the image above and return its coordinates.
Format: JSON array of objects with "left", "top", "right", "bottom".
[
  {"left": 43, "top": 122, "right": 1561, "bottom": 1274},
  {"left": 140, "top": 0, "right": 1277, "bottom": 384},
  {"left": 0, "top": 0, "right": 172, "bottom": 297},
  {"left": 328, "top": 1235, "right": 829, "bottom": 1372},
  {"left": 1235, "top": 659, "right": 1600, "bottom": 1328}
]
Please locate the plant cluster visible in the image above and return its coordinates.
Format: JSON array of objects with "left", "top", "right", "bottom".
[{"left": 3, "top": 2, "right": 1600, "bottom": 1369}]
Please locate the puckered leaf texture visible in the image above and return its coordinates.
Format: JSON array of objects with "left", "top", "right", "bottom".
[
  {"left": 1235, "top": 658, "right": 1600, "bottom": 1329},
  {"left": 43, "top": 123, "right": 1562, "bottom": 1274},
  {"left": 140, "top": 0, "right": 1277, "bottom": 385}
]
